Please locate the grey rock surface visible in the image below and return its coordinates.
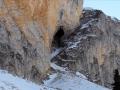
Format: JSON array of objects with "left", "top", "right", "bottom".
[{"left": 53, "top": 9, "right": 120, "bottom": 88}]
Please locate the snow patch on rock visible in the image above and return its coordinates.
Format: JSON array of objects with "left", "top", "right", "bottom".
[
  {"left": 51, "top": 48, "right": 62, "bottom": 59},
  {"left": 50, "top": 63, "right": 66, "bottom": 72}
]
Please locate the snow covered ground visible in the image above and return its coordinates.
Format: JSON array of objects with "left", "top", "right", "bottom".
[
  {"left": 0, "top": 69, "right": 110, "bottom": 90},
  {"left": 0, "top": 70, "right": 55, "bottom": 90},
  {"left": 44, "top": 72, "right": 110, "bottom": 90}
]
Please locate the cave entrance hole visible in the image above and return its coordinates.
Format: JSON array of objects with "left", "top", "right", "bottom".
[{"left": 51, "top": 26, "right": 65, "bottom": 51}]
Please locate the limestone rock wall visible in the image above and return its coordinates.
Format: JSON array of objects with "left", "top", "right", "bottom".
[
  {"left": 0, "top": 0, "right": 83, "bottom": 83},
  {"left": 53, "top": 9, "right": 120, "bottom": 88}
]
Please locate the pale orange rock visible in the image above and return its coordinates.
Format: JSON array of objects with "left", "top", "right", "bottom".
[{"left": 0, "top": 0, "right": 83, "bottom": 83}]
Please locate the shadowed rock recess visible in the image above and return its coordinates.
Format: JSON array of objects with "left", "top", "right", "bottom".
[
  {"left": 52, "top": 9, "right": 120, "bottom": 88},
  {"left": 0, "top": 0, "right": 83, "bottom": 83}
]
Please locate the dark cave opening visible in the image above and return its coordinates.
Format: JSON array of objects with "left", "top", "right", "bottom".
[
  {"left": 52, "top": 26, "right": 65, "bottom": 50},
  {"left": 112, "top": 69, "right": 120, "bottom": 90}
]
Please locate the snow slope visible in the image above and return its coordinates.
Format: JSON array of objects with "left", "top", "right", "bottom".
[
  {"left": 0, "top": 69, "right": 110, "bottom": 90},
  {"left": 44, "top": 72, "right": 110, "bottom": 90},
  {"left": 0, "top": 70, "right": 55, "bottom": 90}
]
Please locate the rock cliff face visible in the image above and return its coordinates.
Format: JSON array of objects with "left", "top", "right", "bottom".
[
  {"left": 53, "top": 9, "right": 120, "bottom": 88},
  {"left": 0, "top": 0, "right": 83, "bottom": 83}
]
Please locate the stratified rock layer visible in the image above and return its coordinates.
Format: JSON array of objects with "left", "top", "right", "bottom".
[
  {"left": 54, "top": 9, "right": 120, "bottom": 88},
  {"left": 0, "top": 0, "right": 83, "bottom": 83}
]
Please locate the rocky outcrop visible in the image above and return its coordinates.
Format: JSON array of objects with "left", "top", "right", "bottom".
[
  {"left": 0, "top": 0, "right": 83, "bottom": 83},
  {"left": 53, "top": 9, "right": 120, "bottom": 88}
]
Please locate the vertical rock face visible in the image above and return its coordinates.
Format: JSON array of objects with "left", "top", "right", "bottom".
[
  {"left": 0, "top": 0, "right": 83, "bottom": 83},
  {"left": 54, "top": 9, "right": 120, "bottom": 88}
]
